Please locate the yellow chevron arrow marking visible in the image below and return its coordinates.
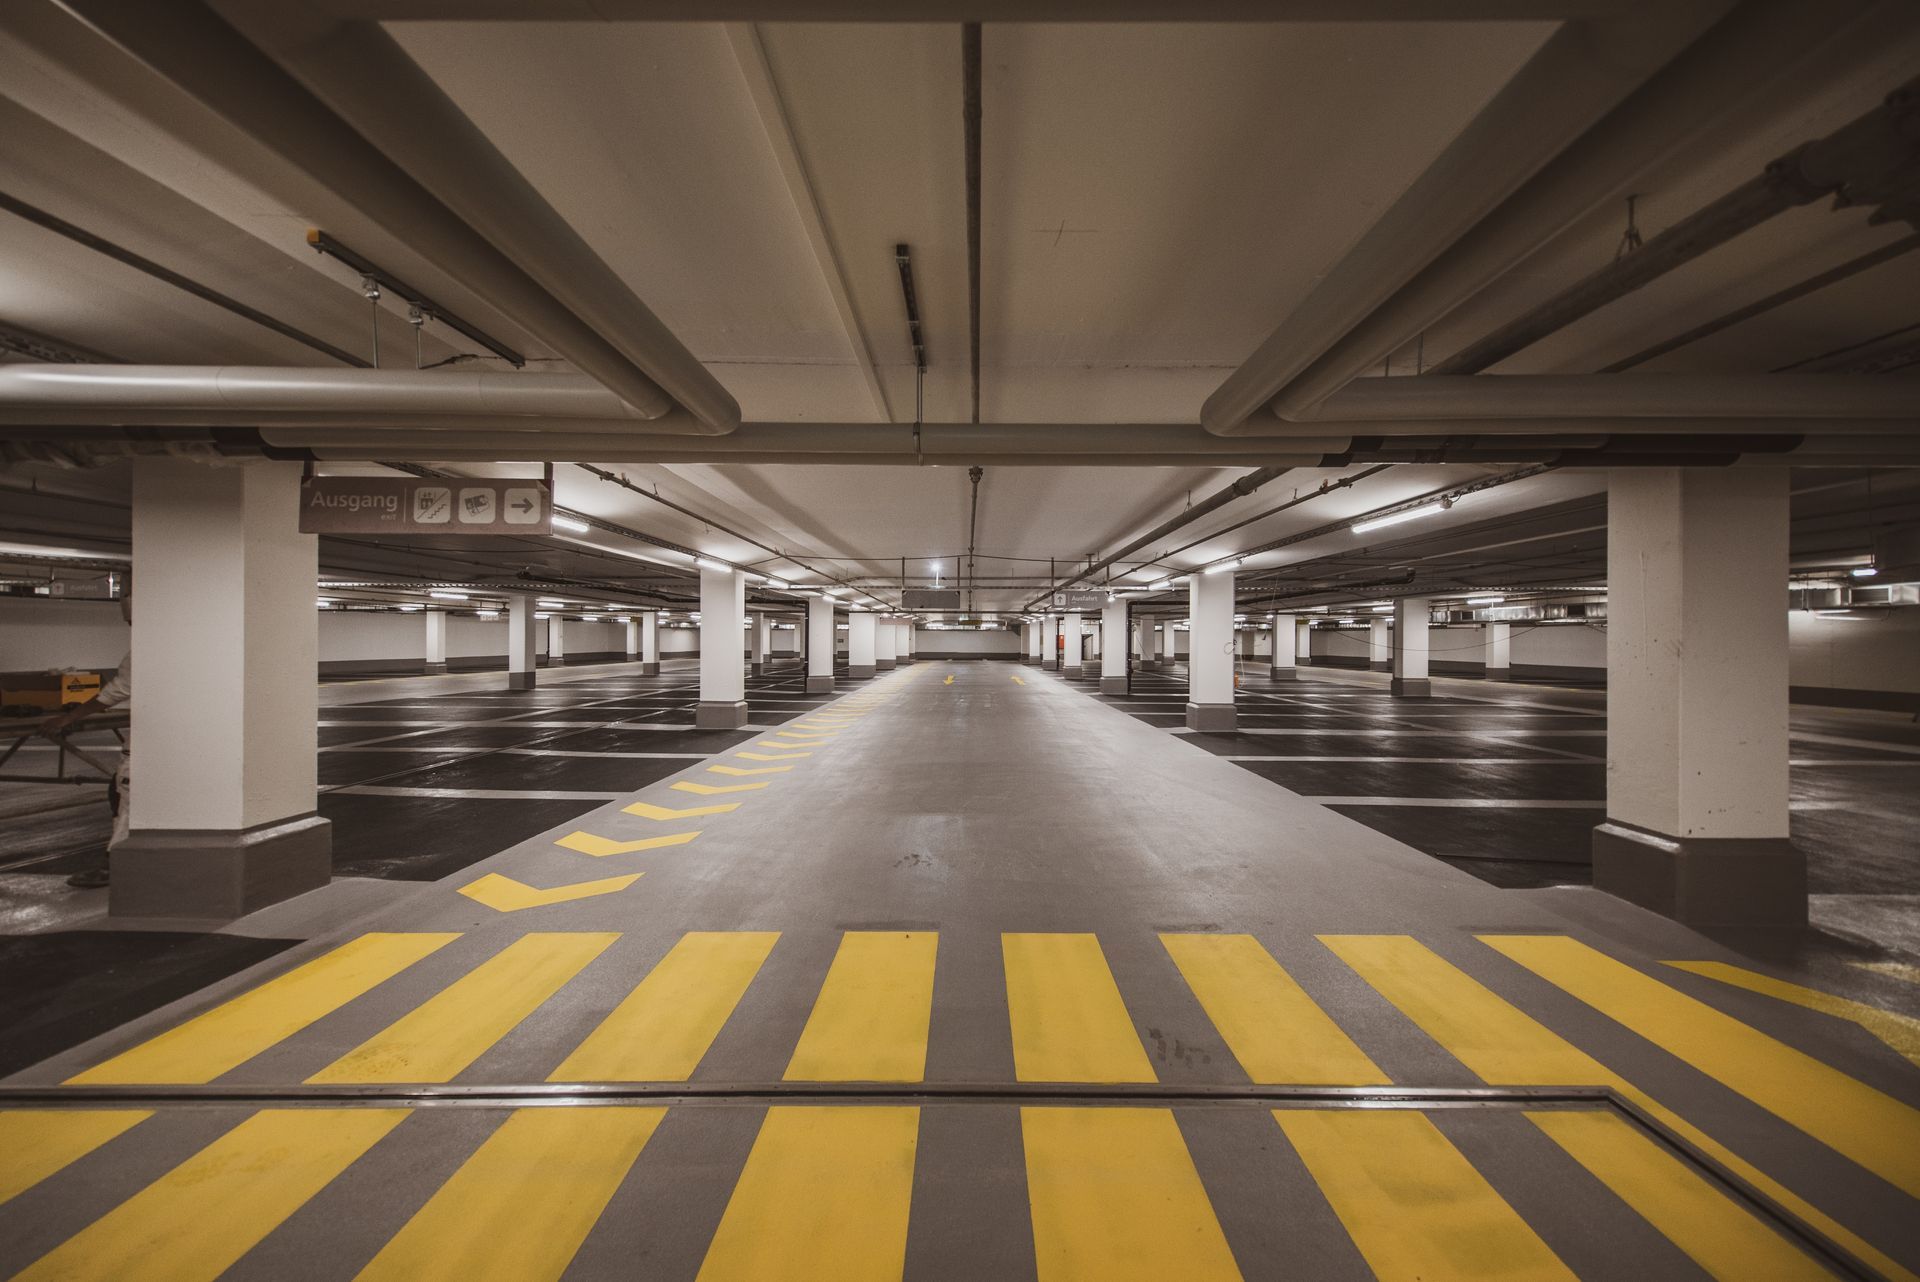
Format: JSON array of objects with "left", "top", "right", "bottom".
[
  {"left": 459, "top": 872, "right": 641, "bottom": 912},
  {"left": 944, "top": 675, "right": 954, "bottom": 685},
  {"left": 623, "top": 800, "right": 740, "bottom": 821},
  {"left": 736, "top": 751, "right": 810, "bottom": 761},
  {"left": 708, "top": 764, "right": 792, "bottom": 776},
  {"left": 775, "top": 731, "right": 836, "bottom": 740},
  {"left": 673, "top": 780, "right": 771, "bottom": 796},
  {"left": 1011, "top": 676, "right": 1026, "bottom": 685},
  {"left": 555, "top": 830, "right": 700, "bottom": 858},
  {"left": 761, "top": 740, "right": 818, "bottom": 750}
]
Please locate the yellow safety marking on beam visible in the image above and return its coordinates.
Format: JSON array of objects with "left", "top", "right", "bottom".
[
  {"left": 1160, "top": 933, "right": 1387, "bottom": 1085},
  {"left": 0, "top": 1111, "right": 150, "bottom": 1204},
  {"left": 354, "top": 1107, "right": 665, "bottom": 1282},
  {"left": 13, "top": 1109, "right": 405, "bottom": 1282},
  {"left": 735, "top": 750, "right": 811, "bottom": 761},
  {"left": 785, "top": 932, "right": 937, "bottom": 1082},
  {"left": 1486, "top": 935, "right": 1920, "bottom": 1198},
  {"left": 624, "top": 799, "right": 740, "bottom": 821},
  {"left": 555, "top": 830, "right": 699, "bottom": 858},
  {"left": 457, "top": 872, "right": 642, "bottom": 912},
  {"left": 707, "top": 763, "right": 793, "bottom": 776},
  {"left": 551, "top": 931, "right": 779, "bottom": 1081},
  {"left": 1323, "top": 934, "right": 1919, "bottom": 1282},
  {"left": 68, "top": 932, "right": 459, "bottom": 1085},
  {"left": 1011, "top": 675, "right": 1025, "bottom": 685},
  {"left": 1276, "top": 1109, "right": 1575, "bottom": 1282},
  {"left": 1021, "top": 1106, "right": 1242, "bottom": 1282},
  {"left": 673, "top": 780, "right": 770, "bottom": 796},
  {"left": 695, "top": 1106, "right": 918, "bottom": 1282},
  {"left": 1003, "top": 933, "right": 1156, "bottom": 1083},
  {"left": 310, "top": 933, "right": 617, "bottom": 1083},
  {"left": 1667, "top": 960, "right": 1920, "bottom": 1068},
  {"left": 1850, "top": 959, "right": 1920, "bottom": 987},
  {"left": 1528, "top": 1109, "right": 1834, "bottom": 1282}
]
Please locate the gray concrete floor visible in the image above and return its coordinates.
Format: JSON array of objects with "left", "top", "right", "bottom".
[{"left": 3, "top": 660, "right": 1918, "bottom": 1279}]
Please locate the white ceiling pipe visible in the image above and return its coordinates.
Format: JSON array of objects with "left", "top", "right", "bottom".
[
  {"left": 1297, "top": 375, "right": 1920, "bottom": 422},
  {"left": 1203, "top": 0, "right": 1909, "bottom": 433},
  {"left": 56, "top": 0, "right": 686, "bottom": 423},
  {"left": 252, "top": 18, "right": 739, "bottom": 433}
]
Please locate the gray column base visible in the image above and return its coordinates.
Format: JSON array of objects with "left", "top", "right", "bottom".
[
  {"left": 850, "top": 664, "right": 876, "bottom": 679},
  {"left": 1369, "top": 660, "right": 1391, "bottom": 672},
  {"left": 751, "top": 661, "right": 766, "bottom": 676},
  {"left": 1296, "top": 656, "right": 1312, "bottom": 667},
  {"left": 508, "top": 670, "right": 536, "bottom": 690},
  {"left": 876, "top": 657, "right": 896, "bottom": 670},
  {"left": 1184, "top": 702, "right": 1237, "bottom": 732},
  {"left": 1063, "top": 665, "right": 1082, "bottom": 680},
  {"left": 1043, "top": 658, "right": 1060, "bottom": 670},
  {"left": 805, "top": 674, "right": 835, "bottom": 694},
  {"left": 695, "top": 700, "right": 750, "bottom": 729},
  {"left": 638, "top": 661, "right": 659, "bottom": 676},
  {"left": 1389, "top": 677, "right": 1431, "bottom": 698},
  {"left": 1024, "top": 656, "right": 1043, "bottom": 666},
  {"left": 110, "top": 813, "right": 331, "bottom": 924},
  {"left": 1485, "top": 666, "right": 1512, "bottom": 682},
  {"left": 1269, "top": 667, "right": 1297, "bottom": 680},
  {"left": 1100, "top": 675, "right": 1130, "bottom": 697},
  {"left": 549, "top": 656, "right": 567, "bottom": 666},
  {"left": 1592, "top": 819, "right": 1805, "bottom": 927},
  {"left": 424, "top": 661, "right": 448, "bottom": 674}
]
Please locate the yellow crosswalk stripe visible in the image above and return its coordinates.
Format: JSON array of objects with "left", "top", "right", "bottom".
[
  {"left": 1275, "top": 1109, "right": 1575, "bottom": 1281},
  {"left": 1022, "top": 1107, "right": 1242, "bottom": 1282},
  {"left": 785, "top": 932, "right": 937, "bottom": 1082},
  {"left": 354, "top": 1107, "right": 665, "bottom": 1282},
  {"left": 1485, "top": 935, "right": 1920, "bottom": 1198},
  {"left": 673, "top": 780, "right": 770, "bottom": 795},
  {"left": 0, "top": 1111, "right": 149, "bottom": 1204},
  {"left": 624, "top": 799, "right": 739, "bottom": 820},
  {"left": 1666, "top": 959, "right": 1920, "bottom": 1068},
  {"left": 68, "top": 932, "right": 458, "bottom": 1085},
  {"left": 310, "top": 933, "right": 616, "bottom": 1083},
  {"left": 457, "top": 872, "right": 641, "bottom": 912},
  {"left": 707, "top": 763, "right": 792, "bottom": 776},
  {"left": 735, "top": 750, "right": 810, "bottom": 761},
  {"left": 13, "top": 1109, "right": 405, "bottom": 1282},
  {"left": 695, "top": 1106, "right": 918, "bottom": 1282},
  {"left": 1161, "top": 933, "right": 1387, "bottom": 1085},
  {"left": 1324, "top": 933, "right": 1919, "bottom": 1282},
  {"left": 555, "top": 830, "right": 698, "bottom": 858},
  {"left": 1528, "top": 1110, "right": 1834, "bottom": 1282},
  {"left": 551, "top": 932, "right": 779, "bottom": 1081},
  {"left": 1003, "top": 933, "right": 1155, "bottom": 1083}
]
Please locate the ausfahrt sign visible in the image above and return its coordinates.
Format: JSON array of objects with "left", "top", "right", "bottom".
[{"left": 299, "top": 477, "right": 552, "bottom": 535}]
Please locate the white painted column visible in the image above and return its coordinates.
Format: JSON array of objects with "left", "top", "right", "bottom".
[
  {"left": 548, "top": 613, "right": 567, "bottom": 665},
  {"left": 117, "top": 458, "right": 327, "bottom": 921},
  {"left": 848, "top": 611, "right": 877, "bottom": 678},
  {"left": 639, "top": 610, "right": 660, "bottom": 675},
  {"left": 897, "top": 619, "right": 915, "bottom": 665},
  {"left": 1391, "top": 597, "right": 1431, "bottom": 697},
  {"left": 1484, "top": 622, "right": 1512, "bottom": 681},
  {"left": 624, "top": 616, "right": 641, "bottom": 660},
  {"left": 1022, "top": 620, "right": 1037, "bottom": 665},
  {"left": 1062, "top": 611, "right": 1084, "bottom": 677},
  {"left": 1161, "top": 621, "right": 1178, "bottom": 670},
  {"left": 508, "top": 593, "right": 536, "bottom": 690},
  {"left": 875, "top": 614, "right": 898, "bottom": 669},
  {"left": 751, "top": 613, "right": 770, "bottom": 676},
  {"left": 1139, "top": 617, "right": 1159, "bottom": 671},
  {"left": 1039, "top": 614, "right": 1058, "bottom": 669},
  {"left": 424, "top": 609, "right": 448, "bottom": 674},
  {"left": 1237, "top": 628, "right": 1255, "bottom": 664},
  {"left": 1368, "top": 617, "right": 1391, "bottom": 671},
  {"left": 1100, "top": 599, "right": 1129, "bottom": 696},
  {"left": 1595, "top": 468, "right": 1798, "bottom": 926},
  {"left": 1185, "top": 570, "right": 1236, "bottom": 731},
  {"left": 697, "top": 565, "right": 749, "bottom": 727},
  {"left": 807, "top": 596, "right": 836, "bottom": 693},
  {"left": 1295, "top": 617, "right": 1313, "bottom": 666},
  {"left": 1270, "top": 613, "right": 1297, "bottom": 680}
]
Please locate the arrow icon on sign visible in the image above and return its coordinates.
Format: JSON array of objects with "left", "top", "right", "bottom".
[{"left": 511, "top": 498, "right": 535, "bottom": 514}]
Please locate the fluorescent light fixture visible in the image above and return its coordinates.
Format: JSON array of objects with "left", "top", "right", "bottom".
[
  {"left": 1850, "top": 566, "right": 1879, "bottom": 578},
  {"left": 1204, "top": 558, "right": 1241, "bottom": 574},
  {"left": 768, "top": 579, "right": 791, "bottom": 590},
  {"left": 1371, "top": 605, "right": 1392, "bottom": 613},
  {"left": 613, "top": 615, "right": 631, "bottom": 623},
  {"left": 1149, "top": 578, "right": 1174, "bottom": 590},
  {"left": 695, "top": 557, "right": 730, "bottom": 572},
  {"left": 316, "top": 598, "right": 334, "bottom": 607},
  {"left": 399, "top": 604, "right": 423, "bottom": 611},
  {"left": 429, "top": 590, "right": 469, "bottom": 601},
  {"left": 551, "top": 514, "right": 591, "bottom": 534},
  {"left": 534, "top": 612, "right": 551, "bottom": 619},
  {"left": 477, "top": 610, "right": 500, "bottom": 618},
  {"left": 1352, "top": 502, "right": 1445, "bottom": 535},
  {"left": 1466, "top": 595, "right": 1504, "bottom": 605},
  {"left": 537, "top": 599, "right": 566, "bottom": 608}
]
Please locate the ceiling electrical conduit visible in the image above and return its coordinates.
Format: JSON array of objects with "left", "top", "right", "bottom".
[
  {"left": 57, "top": 0, "right": 712, "bottom": 427},
  {"left": 1201, "top": 0, "right": 1914, "bottom": 432},
  {"left": 1266, "top": 374, "right": 1920, "bottom": 424}
]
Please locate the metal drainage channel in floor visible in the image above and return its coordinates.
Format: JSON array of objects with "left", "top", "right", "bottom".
[{"left": 0, "top": 1082, "right": 1879, "bottom": 1280}]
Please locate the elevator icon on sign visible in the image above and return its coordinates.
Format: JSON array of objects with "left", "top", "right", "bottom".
[{"left": 412, "top": 486, "right": 452, "bottom": 524}]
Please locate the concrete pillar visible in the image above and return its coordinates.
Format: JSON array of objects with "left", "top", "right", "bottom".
[
  {"left": 637, "top": 610, "right": 660, "bottom": 675},
  {"left": 807, "top": 596, "right": 836, "bottom": 693},
  {"left": 1040, "top": 614, "right": 1059, "bottom": 669},
  {"left": 1368, "top": 617, "right": 1391, "bottom": 671},
  {"left": 1270, "top": 614, "right": 1297, "bottom": 680},
  {"left": 697, "top": 565, "right": 749, "bottom": 728},
  {"left": 1028, "top": 619, "right": 1044, "bottom": 665},
  {"left": 424, "top": 609, "right": 448, "bottom": 674},
  {"left": 548, "top": 614, "right": 566, "bottom": 666},
  {"left": 1237, "top": 628, "right": 1255, "bottom": 664},
  {"left": 1139, "top": 618, "right": 1159, "bottom": 671},
  {"left": 751, "top": 613, "right": 770, "bottom": 676},
  {"left": 875, "top": 614, "right": 898, "bottom": 669},
  {"left": 899, "top": 619, "right": 916, "bottom": 664},
  {"left": 624, "top": 616, "right": 641, "bottom": 660},
  {"left": 1594, "top": 469, "right": 1798, "bottom": 927},
  {"left": 1161, "top": 621, "right": 1178, "bottom": 670},
  {"left": 848, "top": 611, "right": 877, "bottom": 678},
  {"left": 1391, "top": 597, "right": 1431, "bottom": 697},
  {"left": 1295, "top": 617, "right": 1313, "bottom": 667},
  {"left": 116, "top": 458, "right": 328, "bottom": 922},
  {"left": 1484, "top": 621, "right": 1512, "bottom": 681},
  {"left": 508, "top": 593, "right": 536, "bottom": 690},
  {"left": 1185, "top": 571, "right": 1236, "bottom": 732},
  {"left": 1100, "top": 600, "right": 1130, "bottom": 696},
  {"left": 1062, "top": 611, "right": 1083, "bottom": 677}
]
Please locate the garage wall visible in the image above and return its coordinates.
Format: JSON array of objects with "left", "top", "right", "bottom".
[
  {"left": 0, "top": 599, "right": 127, "bottom": 671},
  {"left": 1790, "top": 608, "right": 1920, "bottom": 709},
  {"left": 912, "top": 629, "right": 1022, "bottom": 657}
]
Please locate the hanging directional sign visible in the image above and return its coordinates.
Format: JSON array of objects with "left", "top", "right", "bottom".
[
  {"left": 299, "top": 477, "right": 552, "bottom": 535},
  {"left": 1052, "top": 589, "right": 1106, "bottom": 610}
]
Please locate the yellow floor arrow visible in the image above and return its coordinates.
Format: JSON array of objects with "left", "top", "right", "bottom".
[
  {"left": 1011, "top": 675, "right": 1025, "bottom": 685},
  {"left": 623, "top": 800, "right": 739, "bottom": 821},
  {"left": 459, "top": 872, "right": 641, "bottom": 912},
  {"left": 554, "top": 831, "right": 699, "bottom": 858},
  {"left": 735, "top": 750, "right": 810, "bottom": 761},
  {"left": 944, "top": 674, "right": 955, "bottom": 685},
  {"left": 673, "top": 780, "right": 770, "bottom": 795},
  {"left": 707, "top": 763, "right": 792, "bottom": 776}
]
